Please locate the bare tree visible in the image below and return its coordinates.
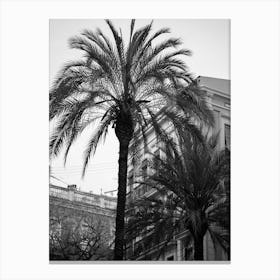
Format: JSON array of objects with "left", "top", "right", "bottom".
[{"left": 50, "top": 206, "right": 113, "bottom": 260}]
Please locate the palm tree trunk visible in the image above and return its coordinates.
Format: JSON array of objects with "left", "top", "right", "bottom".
[
  {"left": 194, "top": 235, "right": 204, "bottom": 260},
  {"left": 114, "top": 139, "right": 129, "bottom": 260}
]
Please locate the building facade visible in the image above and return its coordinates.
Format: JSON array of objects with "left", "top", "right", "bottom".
[
  {"left": 198, "top": 76, "right": 230, "bottom": 150},
  {"left": 49, "top": 184, "right": 117, "bottom": 260},
  {"left": 125, "top": 76, "right": 230, "bottom": 261}
]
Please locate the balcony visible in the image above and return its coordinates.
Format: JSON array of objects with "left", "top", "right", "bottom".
[{"left": 49, "top": 185, "right": 117, "bottom": 210}]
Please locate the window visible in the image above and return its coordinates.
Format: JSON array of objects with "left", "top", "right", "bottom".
[
  {"left": 143, "top": 185, "right": 148, "bottom": 194},
  {"left": 166, "top": 255, "right": 174, "bottom": 261},
  {"left": 184, "top": 247, "right": 193, "bottom": 260},
  {"left": 127, "top": 171, "right": 134, "bottom": 193},
  {"left": 135, "top": 186, "right": 143, "bottom": 198},
  {"left": 131, "top": 154, "right": 136, "bottom": 166},
  {"left": 151, "top": 148, "right": 160, "bottom": 177},
  {"left": 224, "top": 124, "right": 230, "bottom": 149},
  {"left": 213, "top": 110, "right": 220, "bottom": 134},
  {"left": 139, "top": 186, "right": 144, "bottom": 197},
  {"left": 161, "top": 142, "right": 168, "bottom": 159},
  {"left": 155, "top": 148, "right": 160, "bottom": 159},
  {"left": 137, "top": 185, "right": 148, "bottom": 197},
  {"left": 142, "top": 159, "right": 148, "bottom": 181}
]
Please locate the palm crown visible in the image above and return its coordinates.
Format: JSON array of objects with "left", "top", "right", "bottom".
[{"left": 50, "top": 19, "right": 212, "bottom": 172}]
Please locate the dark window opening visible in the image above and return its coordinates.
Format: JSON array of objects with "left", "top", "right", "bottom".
[
  {"left": 155, "top": 148, "right": 160, "bottom": 159},
  {"left": 142, "top": 159, "right": 148, "bottom": 181},
  {"left": 166, "top": 255, "right": 174, "bottom": 261},
  {"left": 224, "top": 124, "right": 230, "bottom": 149},
  {"left": 127, "top": 171, "right": 134, "bottom": 193}
]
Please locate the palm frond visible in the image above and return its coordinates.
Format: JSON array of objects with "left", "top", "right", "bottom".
[
  {"left": 105, "top": 19, "right": 125, "bottom": 66},
  {"left": 82, "top": 115, "right": 114, "bottom": 177},
  {"left": 129, "top": 19, "right": 135, "bottom": 44},
  {"left": 69, "top": 35, "right": 114, "bottom": 77},
  {"left": 126, "top": 127, "right": 230, "bottom": 259}
]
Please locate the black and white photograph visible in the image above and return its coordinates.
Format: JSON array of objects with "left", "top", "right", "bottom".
[
  {"left": 1, "top": 0, "right": 280, "bottom": 279},
  {"left": 49, "top": 19, "right": 230, "bottom": 261}
]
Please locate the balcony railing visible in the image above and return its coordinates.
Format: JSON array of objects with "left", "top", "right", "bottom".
[{"left": 49, "top": 185, "right": 117, "bottom": 210}]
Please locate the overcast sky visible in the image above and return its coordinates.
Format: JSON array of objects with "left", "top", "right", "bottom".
[{"left": 49, "top": 19, "right": 230, "bottom": 195}]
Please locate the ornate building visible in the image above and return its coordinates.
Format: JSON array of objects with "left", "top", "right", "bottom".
[
  {"left": 125, "top": 76, "right": 230, "bottom": 261},
  {"left": 49, "top": 184, "right": 117, "bottom": 260}
]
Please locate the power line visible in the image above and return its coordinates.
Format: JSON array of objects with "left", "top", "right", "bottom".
[
  {"left": 50, "top": 175, "right": 68, "bottom": 186},
  {"left": 52, "top": 168, "right": 117, "bottom": 174},
  {"left": 51, "top": 168, "right": 117, "bottom": 173},
  {"left": 52, "top": 162, "right": 117, "bottom": 168},
  {"left": 51, "top": 166, "right": 117, "bottom": 171},
  {"left": 50, "top": 161, "right": 117, "bottom": 167}
]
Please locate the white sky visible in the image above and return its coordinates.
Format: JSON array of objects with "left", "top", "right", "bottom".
[{"left": 49, "top": 19, "right": 230, "bottom": 194}]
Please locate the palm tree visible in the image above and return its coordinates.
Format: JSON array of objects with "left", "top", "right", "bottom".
[
  {"left": 49, "top": 19, "right": 213, "bottom": 260},
  {"left": 126, "top": 132, "right": 230, "bottom": 260}
]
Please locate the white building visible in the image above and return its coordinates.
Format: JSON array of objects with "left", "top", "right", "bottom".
[{"left": 125, "top": 76, "right": 230, "bottom": 261}]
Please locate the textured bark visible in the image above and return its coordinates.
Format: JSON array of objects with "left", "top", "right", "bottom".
[
  {"left": 114, "top": 116, "right": 133, "bottom": 260},
  {"left": 193, "top": 234, "right": 204, "bottom": 260},
  {"left": 114, "top": 139, "right": 130, "bottom": 260},
  {"left": 189, "top": 210, "right": 207, "bottom": 261}
]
